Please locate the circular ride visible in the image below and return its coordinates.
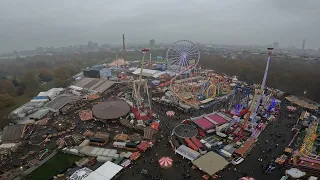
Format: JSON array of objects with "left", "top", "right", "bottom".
[
  {"left": 168, "top": 40, "right": 201, "bottom": 106},
  {"left": 206, "top": 84, "right": 217, "bottom": 98},
  {"left": 166, "top": 40, "right": 200, "bottom": 72},
  {"left": 173, "top": 124, "right": 198, "bottom": 138},
  {"left": 168, "top": 40, "right": 230, "bottom": 106},
  {"left": 92, "top": 100, "right": 130, "bottom": 120}
]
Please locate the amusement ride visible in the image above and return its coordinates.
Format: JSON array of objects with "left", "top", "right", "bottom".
[
  {"left": 227, "top": 48, "right": 274, "bottom": 141},
  {"left": 132, "top": 48, "right": 152, "bottom": 119},
  {"left": 295, "top": 118, "right": 320, "bottom": 167},
  {"left": 167, "top": 40, "right": 231, "bottom": 107}
]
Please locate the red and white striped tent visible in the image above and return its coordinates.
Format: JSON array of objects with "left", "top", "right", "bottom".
[
  {"left": 166, "top": 111, "right": 175, "bottom": 117},
  {"left": 158, "top": 157, "right": 173, "bottom": 168},
  {"left": 287, "top": 106, "right": 297, "bottom": 112},
  {"left": 239, "top": 177, "right": 255, "bottom": 180}
]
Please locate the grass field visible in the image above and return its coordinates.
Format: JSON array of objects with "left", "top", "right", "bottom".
[
  {"left": 25, "top": 152, "right": 81, "bottom": 180},
  {"left": 0, "top": 95, "right": 31, "bottom": 117},
  {"left": 0, "top": 95, "right": 32, "bottom": 128}
]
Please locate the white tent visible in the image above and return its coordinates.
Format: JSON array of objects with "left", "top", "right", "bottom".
[
  {"left": 132, "top": 68, "right": 161, "bottom": 77},
  {"left": 84, "top": 161, "right": 123, "bottom": 180},
  {"left": 69, "top": 167, "right": 92, "bottom": 180},
  {"left": 285, "top": 168, "right": 306, "bottom": 179}
]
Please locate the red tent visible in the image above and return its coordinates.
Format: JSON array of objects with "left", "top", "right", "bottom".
[
  {"left": 138, "top": 141, "right": 151, "bottom": 152},
  {"left": 151, "top": 121, "right": 159, "bottom": 130},
  {"left": 130, "top": 151, "right": 141, "bottom": 160},
  {"left": 184, "top": 138, "right": 199, "bottom": 151},
  {"left": 191, "top": 137, "right": 203, "bottom": 148}
]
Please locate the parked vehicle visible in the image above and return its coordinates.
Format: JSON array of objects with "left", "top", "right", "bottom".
[{"left": 231, "top": 156, "right": 244, "bottom": 165}]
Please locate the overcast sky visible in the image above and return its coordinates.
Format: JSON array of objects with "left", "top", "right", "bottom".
[{"left": 0, "top": 0, "right": 319, "bottom": 52}]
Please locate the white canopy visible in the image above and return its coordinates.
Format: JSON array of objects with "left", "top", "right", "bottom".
[
  {"left": 84, "top": 161, "right": 123, "bottom": 180},
  {"left": 285, "top": 168, "right": 306, "bottom": 178}
]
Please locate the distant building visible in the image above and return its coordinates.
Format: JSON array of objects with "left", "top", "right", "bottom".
[
  {"left": 272, "top": 42, "right": 279, "bottom": 49},
  {"left": 302, "top": 39, "right": 305, "bottom": 50},
  {"left": 101, "top": 44, "right": 110, "bottom": 50},
  {"left": 150, "top": 39, "right": 155, "bottom": 47},
  {"left": 36, "top": 47, "right": 45, "bottom": 54},
  {"left": 88, "top": 41, "right": 94, "bottom": 51},
  {"left": 83, "top": 67, "right": 103, "bottom": 78},
  {"left": 93, "top": 43, "right": 99, "bottom": 51}
]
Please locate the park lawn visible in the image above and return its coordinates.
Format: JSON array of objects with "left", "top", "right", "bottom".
[
  {"left": 0, "top": 95, "right": 32, "bottom": 128},
  {"left": 25, "top": 152, "right": 81, "bottom": 180},
  {"left": 0, "top": 80, "right": 54, "bottom": 121},
  {"left": 0, "top": 95, "right": 31, "bottom": 117}
]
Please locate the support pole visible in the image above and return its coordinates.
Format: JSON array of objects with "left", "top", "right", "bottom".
[{"left": 150, "top": 53, "right": 152, "bottom": 63}]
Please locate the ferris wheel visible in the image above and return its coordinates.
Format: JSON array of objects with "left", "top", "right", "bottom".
[{"left": 166, "top": 40, "right": 200, "bottom": 72}]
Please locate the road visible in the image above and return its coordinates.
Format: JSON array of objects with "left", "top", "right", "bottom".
[
  {"left": 218, "top": 101, "right": 299, "bottom": 180},
  {"left": 118, "top": 98, "right": 298, "bottom": 180}
]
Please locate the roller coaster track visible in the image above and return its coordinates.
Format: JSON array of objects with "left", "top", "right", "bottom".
[
  {"left": 170, "top": 64, "right": 198, "bottom": 106},
  {"left": 299, "top": 120, "right": 320, "bottom": 162}
]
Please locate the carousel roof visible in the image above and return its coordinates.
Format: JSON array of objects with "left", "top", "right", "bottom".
[
  {"left": 92, "top": 100, "right": 130, "bottom": 120},
  {"left": 173, "top": 124, "right": 198, "bottom": 138}
]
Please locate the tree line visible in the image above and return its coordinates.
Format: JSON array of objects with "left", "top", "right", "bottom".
[
  {"left": 200, "top": 54, "right": 320, "bottom": 103},
  {"left": 0, "top": 52, "right": 110, "bottom": 110}
]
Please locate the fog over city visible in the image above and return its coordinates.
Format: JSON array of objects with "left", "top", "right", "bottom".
[{"left": 1, "top": 0, "right": 320, "bottom": 52}]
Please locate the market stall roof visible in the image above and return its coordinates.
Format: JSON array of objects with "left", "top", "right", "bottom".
[
  {"left": 132, "top": 68, "right": 161, "bottom": 77},
  {"left": 1, "top": 124, "right": 26, "bottom": 142},
  {"left": 235, "top": 139, "right": 256, "bottom": 157},
  {"left": 205, "top": 112, "right": 231, "bottom": 125},
  {"left": 175, "top": 145, "right": 200, "bottom": 161},
  {"left": 84, "top": 161, "right": 123, "bottom": 180},
  {"left": 192, "top": 151, "right": 229, "bottom": 176},
  {"left": 193, "top": 117, "right": 215, "bottom": 131},
  {"left": 113, "top": 134, "right": 129, "bottom": 141},
  {"left": 79, "top": 110, "right": 93, "bottom": 121},
  {"left": 45, "top": 94, "right": 81, "bottom": 111},
  {"left": 74, "top": 78, "right": 116, "bottom": 93},
  {"left": 29, "top": 108, "right": 51, "bottom": 120},
  {"left": 92, "top": 100, "right": 130, "bottom": 120},
  {"left": 285, "top": 95, "right": 319, "bottom": 110}
]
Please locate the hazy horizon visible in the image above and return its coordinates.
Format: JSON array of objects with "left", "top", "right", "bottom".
[{"left": 1, "top": 0, "right": 320, "bottom": 53}]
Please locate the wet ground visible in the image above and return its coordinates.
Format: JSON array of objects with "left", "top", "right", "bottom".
[{"left": 118, "top": 99, "right": 300, "bottom": 180}]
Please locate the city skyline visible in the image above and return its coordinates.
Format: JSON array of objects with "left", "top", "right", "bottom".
[
  {"left": 1, "top": 39, "right": 317, "bottom": 57},
  {"left": 1, "top": 0, "right": 320, "bottom": 53}
]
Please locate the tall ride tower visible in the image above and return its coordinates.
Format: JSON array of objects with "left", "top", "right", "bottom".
[
  {"left": 251, "top": 47, "right": 274, "bottom": 121},
  {"left": 132, "top": 49, "right": 152, "bottom": 112},
  {"left": 122, "top": 34, "right": 126, "bottom": 65}
]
